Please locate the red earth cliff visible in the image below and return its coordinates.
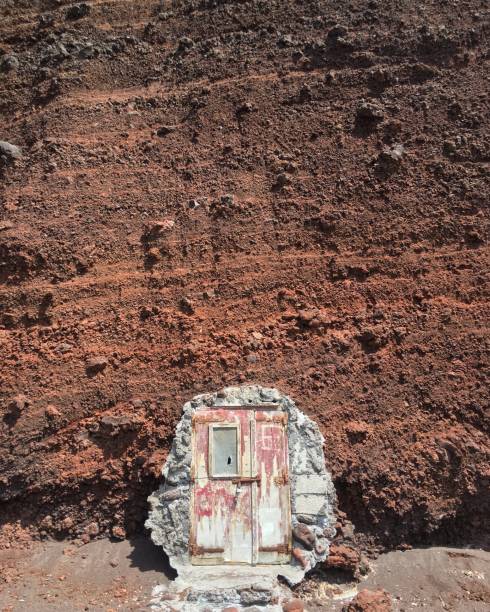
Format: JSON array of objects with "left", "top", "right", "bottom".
[{"left": 0, "top": 0, "right": 488, "bottom": 551}]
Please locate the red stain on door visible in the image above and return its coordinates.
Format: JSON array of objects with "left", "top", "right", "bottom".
[{"left": 190, "top": 408, "right": 291, "bottom": 565}]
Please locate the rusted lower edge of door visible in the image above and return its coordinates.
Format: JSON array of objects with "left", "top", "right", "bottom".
[{"left": 258, "top": 544, "right": 290, "bottom": 553}]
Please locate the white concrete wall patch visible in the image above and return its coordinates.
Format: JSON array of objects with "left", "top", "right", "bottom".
[{"left": 293, "top": 474, "right": 330, "bottom": 496}]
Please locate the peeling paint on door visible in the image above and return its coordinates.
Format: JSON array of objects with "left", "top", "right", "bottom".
[
  {"left": 255, "top": 413, "right": 291, "bottom": 564},
  {"left": 190, "top": 407, "right": 291, "bottom": 565}
]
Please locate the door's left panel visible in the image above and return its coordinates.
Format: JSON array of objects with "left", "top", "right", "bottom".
[{"left": 190, "top": 409, "right": 253, "bottom": 565}]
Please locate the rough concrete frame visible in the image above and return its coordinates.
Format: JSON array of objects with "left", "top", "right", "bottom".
[{"left": 146, "top": 385, "right": 337, "bottom": 582}]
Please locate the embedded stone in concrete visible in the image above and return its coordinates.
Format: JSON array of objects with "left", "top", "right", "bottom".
[
  {"left": 150, "top": 566, "right": 290, "bottom": 611},
  {"left": 293, "top": 494, "right": 328, "bottom": 515},
  {"left": 292, "top": 524, "right": 316, "bottom": 550},
  {"left": 296, "top": 514, "right": 316, "bottom": 525},
  {"left": 240, "top": 587, "right": 273, "bottom": 606},
  {"left": 294, "top": 474, "right": 330, "bottom": 496}
]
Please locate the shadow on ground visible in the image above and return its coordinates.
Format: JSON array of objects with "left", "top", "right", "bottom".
[{"left": 127, "top": 534, "right": 177, "bottom": 580}]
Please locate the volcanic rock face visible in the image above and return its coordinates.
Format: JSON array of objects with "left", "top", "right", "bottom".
[{"left": 0, "top": 0, "right": 489, "bottom": 552}]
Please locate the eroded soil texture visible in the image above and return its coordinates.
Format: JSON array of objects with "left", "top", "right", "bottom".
[{"left": 0, "top": 0, "right": 489, "bottom": 552}]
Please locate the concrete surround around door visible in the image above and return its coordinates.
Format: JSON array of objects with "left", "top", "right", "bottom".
[{"left": 146, "top": 385, "right": 337, "bottom": 598}]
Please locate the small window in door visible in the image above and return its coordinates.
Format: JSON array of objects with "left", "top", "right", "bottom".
[{"left": 210, "top": 424, "right": 239, "bottom": 477}]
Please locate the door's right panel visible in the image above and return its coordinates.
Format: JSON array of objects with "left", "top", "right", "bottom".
[{"left": 255, "top": 412, "right": 291, "bottom": 564}]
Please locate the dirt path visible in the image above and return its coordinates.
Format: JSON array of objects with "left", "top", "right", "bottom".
[
  {"left": 0, "top": 537, "right": 172, "bottom": 611},
  {"left": 301, "top": 547, "right": 490, "bottom": 611},
  {"left": 362, "top": 547, "right": 490, "bottom": 611},
  {"left": 1, "top": 539, "right": 488, "bottom": 611}
]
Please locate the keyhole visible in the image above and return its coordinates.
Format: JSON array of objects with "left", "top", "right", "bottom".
[{"left": 227, "top": 456, "right": 232, "bottom": 465}]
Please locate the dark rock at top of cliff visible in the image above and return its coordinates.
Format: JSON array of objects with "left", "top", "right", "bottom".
[
  {"left": 66, "top": 3, "right": 91, "bottom": 20},
  {"left": 0, "top": 141, "right": 22, "bottom": 166}
]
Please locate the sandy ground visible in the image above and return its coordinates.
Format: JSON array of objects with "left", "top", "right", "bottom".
[
  {"left": 0, "top": 537, "right": 173, "bottom": 611},
  {"left": 362, "top": 547, "right": 490, "bottom": 611},
  {"left": 0, "top": 538, "right": 489, "bottom": 611},
  {"left": 309, "top": 547, "right": 490, "bottom": 612}
]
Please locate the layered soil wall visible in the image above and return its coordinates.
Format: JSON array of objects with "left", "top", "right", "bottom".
[{"left": 0, "top": 0, "right": 488, "bottom": 551}]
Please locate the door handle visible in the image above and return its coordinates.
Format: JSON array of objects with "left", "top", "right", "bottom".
[{"left": 232, "top": 476, "right": 261, "bottom": 485}]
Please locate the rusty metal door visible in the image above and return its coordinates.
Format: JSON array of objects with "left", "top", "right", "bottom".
[{"left": 190, "top": 408, "right": 291, "bottom": 565}]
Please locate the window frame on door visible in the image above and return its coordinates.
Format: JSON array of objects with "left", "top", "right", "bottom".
[{"left": 208, "top": 422, "right": 241, "bottom": 478}]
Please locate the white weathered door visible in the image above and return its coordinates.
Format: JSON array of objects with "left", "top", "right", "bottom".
[{"left": 190, "top": 408, "right": 290, "bottom": 565}]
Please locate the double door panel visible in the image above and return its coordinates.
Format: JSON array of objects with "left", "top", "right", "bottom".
[{"left": 190, "top": 408, "right": 291, "bottom": 565}]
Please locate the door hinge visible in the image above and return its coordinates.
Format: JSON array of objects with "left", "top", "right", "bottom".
[
  {"left": 259, "top": 543, "right": 290, "bottom": 554},
  {"left": 190, "top": 543, "right": 225, "bottom": 556},
  {"left": 273, "top": 469, "right": 289, "bottom": 486}
]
